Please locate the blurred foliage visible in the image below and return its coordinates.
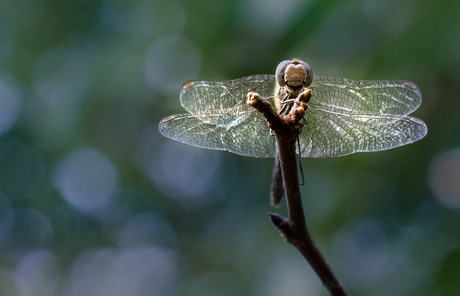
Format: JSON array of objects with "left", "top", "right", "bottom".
[{"left": 0, "top": 0, "right": 459, "bottom": 295}]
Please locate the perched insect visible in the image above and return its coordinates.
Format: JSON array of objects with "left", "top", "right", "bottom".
[{"left": 159, "top": 59, "right": 427, "bottom": 159}]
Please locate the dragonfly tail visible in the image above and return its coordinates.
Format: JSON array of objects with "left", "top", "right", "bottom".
[{"left": 271, "top": 152, "right": 284, "bottom": 207}]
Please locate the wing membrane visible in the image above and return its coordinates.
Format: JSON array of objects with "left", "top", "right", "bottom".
[
  {"left": 310, "top": 75, "right": 422, "bottom": 116},
  {"left": 299, "top": 80, "right": 427, "bottom": 158},
  {"left": 159, "top": 111, "right": 276, "bottom": 158},
  {"left": 159, "top": 74, "right": 426, "bottom": 158},
  {"left": 179, "top": 75, "right": 276, "bottom": 129}
]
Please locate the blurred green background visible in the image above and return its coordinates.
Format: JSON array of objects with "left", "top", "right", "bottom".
[{"left": 0, "top": 0, "right": 459, "bottom": 295}]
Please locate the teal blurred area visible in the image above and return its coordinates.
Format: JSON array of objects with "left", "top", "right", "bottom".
[{"left": 0, "top": 0, "right": 459, "bottom": 295}]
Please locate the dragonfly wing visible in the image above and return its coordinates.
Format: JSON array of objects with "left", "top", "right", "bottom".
[
  {"left": 179, "top": 75, "right": 277, "bottom": 129},
  {"left": 299, "top": 75, "right": 427, "bottom": 158},
  {"left": 310, "top": 75, "right": 422, "bottom": 116},
  {"left": 159, "top": 111, "right": 276, "bottom": 158},
  {"left": 298, "top": 104, "right": 427, "bottom": 158}
]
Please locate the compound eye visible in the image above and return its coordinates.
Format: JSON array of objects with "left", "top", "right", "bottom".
[
  {"left": 275, "top": 60, "right": 291, "bottom": 87},
  {"left": 299, "top": 60, "right": 313, "bottom": 87}
]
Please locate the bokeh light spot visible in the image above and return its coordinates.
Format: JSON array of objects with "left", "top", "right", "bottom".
[
  {"left": 144, "top": 35, "right": 201, "bottom": 95},
  {"left": 149, "top": 140, "right": 221, "bottom": 203},
  {"left": 238, "top": 0, "right": 305, "bottom": 37},
  {"left": 257, "top": 252, "right": 321, "bottom": 296},
  {"left": 428, "top": 148, "right": 460, "bottom": 209},
  {"left": 137, "top": 126, "right": 222, "bottom": 204},
  {"left": 117, "top": 213, "right": 177, "bottom": 248},
  {"left": 54, "top": 147, "right": 118, "bottom": 212},
  {"left": 64, "top": 247, "right": 178, "bottom": 296},
  {"left": 333, "top": 221, "right": 390, "bottom": 284},
  {"left": 15, "top": 249, "right": 57, "bottom": 296}
]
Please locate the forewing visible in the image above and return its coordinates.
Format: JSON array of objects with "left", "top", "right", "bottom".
[
  {"left": 179, "top": 75, "right": 277, "bottom": 129},
  {"left": 310, "top": 75, "right": 422, "bottom": 116},
  {"left": 158, "top": 111, "right": 276, "bottom": 158}
]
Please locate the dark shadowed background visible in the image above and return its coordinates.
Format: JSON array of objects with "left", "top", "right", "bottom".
[{"left": 0, "top": 0, "right": 459, "bottom": 295}]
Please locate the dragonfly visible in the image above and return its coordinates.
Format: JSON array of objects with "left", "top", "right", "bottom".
[
  {"left": 159, "top": 58, "right": 427, "bottom": 157},
  {"left": 159, "top": 59, "right": 427, "bottom": 202}
]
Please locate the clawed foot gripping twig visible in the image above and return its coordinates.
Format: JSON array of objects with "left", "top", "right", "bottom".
[{"left": 247, "top": 90, "right": 349, "bottom": 296}]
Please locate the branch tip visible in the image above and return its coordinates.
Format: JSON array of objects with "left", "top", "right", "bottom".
[
  {"left": 268, "top": 212, "right": 286, "bottom": 226},
  {"left": 268, "top": 212, "right": 292, "bottom": 239},
  {"left": 246, "top": 91, "right": 261, "bottom": 106}
]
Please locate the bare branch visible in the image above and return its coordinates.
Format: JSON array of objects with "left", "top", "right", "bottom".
[{"left": 247, "top": 90, "right": 349, "bottom": 296}]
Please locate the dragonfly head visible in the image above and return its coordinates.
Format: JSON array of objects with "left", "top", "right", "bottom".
[{"left": 276, "top": 59, "right": 313, "bottom": 93}]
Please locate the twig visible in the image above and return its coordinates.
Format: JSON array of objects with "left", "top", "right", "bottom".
[{"left": 247, "top": 91, "right": 349, "bottom": 296}]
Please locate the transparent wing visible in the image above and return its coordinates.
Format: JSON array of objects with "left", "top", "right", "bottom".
[
  {"left": 160, "top": 74, "right": 427, "bottom": 158},
  {"left": 179, "top": 75, "right": 276, "bottom": 129},
  {"left": 158, "top": 111, "right": 276, "bottom": 158},
  {"left": 310, "top": 75, "right": 422, "bottom": 116},
  {"left": 300, "top": 76, "right": 427, "bottom": 157}
]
